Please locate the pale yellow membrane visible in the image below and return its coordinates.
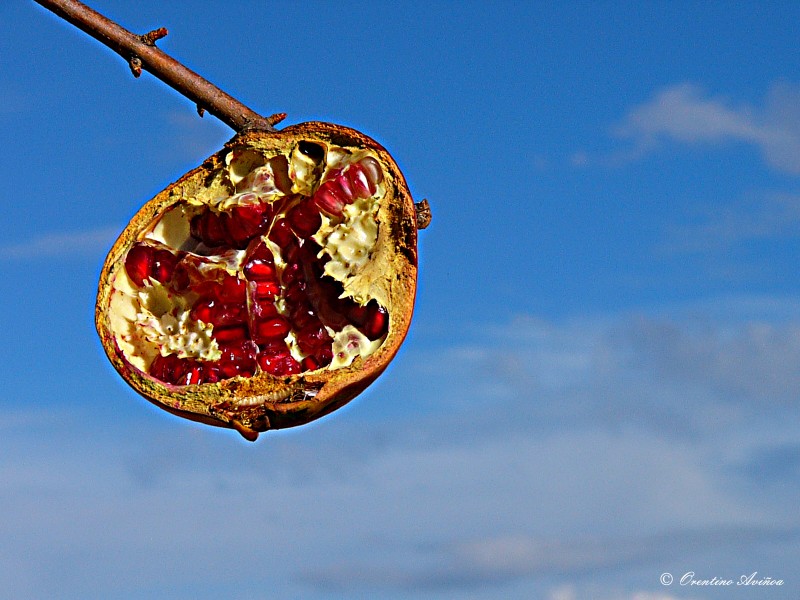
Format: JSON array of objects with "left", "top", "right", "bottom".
[
  {"left": 330, "top": 325, "right": 383, "bottom": 369},
  {"left": 314, "top": 195, "right": 380, "bottom": 304},
  {"left": 109, "top": 143, "right": 388, "bottom": 375},
  {"left": 135, "top": 282, "right": 220, "bottom": 361}
]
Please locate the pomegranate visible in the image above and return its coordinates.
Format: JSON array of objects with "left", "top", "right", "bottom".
[{"left": 96, "top": 122, "right": 419, "bottom": 440}]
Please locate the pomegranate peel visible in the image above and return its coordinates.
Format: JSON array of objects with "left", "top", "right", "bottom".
[{"left": 96, "top": 122, "right": 418, "bottom": 440}]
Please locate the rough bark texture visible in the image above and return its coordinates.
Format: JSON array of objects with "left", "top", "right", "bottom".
[{"left": 34, "top": 0, "right": 276, "bottom": 132}]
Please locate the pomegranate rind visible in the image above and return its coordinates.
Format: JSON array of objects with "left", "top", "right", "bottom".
[{"left": 95, "top": 122, "right": 418, "bottom": 438}]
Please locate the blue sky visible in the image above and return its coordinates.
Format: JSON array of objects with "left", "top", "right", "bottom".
[{"left": 2, "top": 1, "right": 800, "bottom": 598}]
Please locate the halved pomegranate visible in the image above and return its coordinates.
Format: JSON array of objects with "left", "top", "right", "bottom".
[{"left": 96, "top": 122, "right": 419, "bottom": 440}]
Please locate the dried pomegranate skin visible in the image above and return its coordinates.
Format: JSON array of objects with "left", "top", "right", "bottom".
[{"left": 95, "top": 122, "right": 418, "bottom": 440}]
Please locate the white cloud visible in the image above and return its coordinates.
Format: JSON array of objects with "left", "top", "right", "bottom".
[
  {"left": 615, "top": 83, "right": 760, "bottom": 145},
  {"left": 2, "top": 300, "right": 799, "bottom": 598},
  {"left": 548, "top": 585, "right": 578, "bottom": 600},
  {"left": 548, "top": 585, "right": 694, "bottom": 600},
  {"left": 661, "top": 192, "right": 800, "bottom": 254},
  {"left": 584, "top": 82, "right": 800, "bottom": 174},
  {"left": 0, "top": 226, "right": 120, "bottom": 260}
]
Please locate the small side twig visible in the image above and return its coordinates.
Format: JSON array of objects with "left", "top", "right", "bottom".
[
  {"left": 267, "top": 113, "right": 288, "bottom": 126},
  {"left": 140, "top": 27, "right": 168, "bottom": 46},
  {"left": 33, "top": 0, "right": 277, "bottom": 133}
]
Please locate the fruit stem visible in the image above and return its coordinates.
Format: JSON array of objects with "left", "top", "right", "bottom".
[{"left": 33, "top": 0, "right": 278, "bottom": 133}]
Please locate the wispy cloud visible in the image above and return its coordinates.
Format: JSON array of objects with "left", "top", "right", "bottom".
[
  {"left": 616, "top": 83, "right": 760, "bottom": 145},
  {"left": 661, "top": 192, "right": 800, "bottom": 254},
  {"left": 0, "top": 226, "right": 120, "bottom": 260},
  {"left": 577, "top": 82, "right": 800, "bottom": 174},
  {"left": 551, "top": 591, "right": 699, "bottom": 600},
  {"left": 301, "top": 525, "right": 798, "bottom": 593},
  {"left": 2, "top": 300, "right": 799, "bottom": 598}
]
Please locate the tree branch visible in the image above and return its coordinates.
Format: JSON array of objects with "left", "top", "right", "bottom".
[{"left": 33, "top": 0, "right": 279, "bottom": 133}]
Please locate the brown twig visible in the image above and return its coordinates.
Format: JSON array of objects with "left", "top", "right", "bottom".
[{"left": 33, "top": 0, "right": 277, "bottom": 133}]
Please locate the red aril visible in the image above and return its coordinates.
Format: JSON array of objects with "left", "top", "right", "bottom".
[
  {"left": 361, "top": 302, "right": 389, "bottom": 340},
  {"left": 286, "top": 197, "right": 322, "bottom": 239},
  {"left": 124, "top": 243, "right": 153, "bottom": 286},
  {"left": 217, "top": 275, "right": 247, "bottom": 304},
  {"left": 152, "top": 249, "right": 178, "bottom": 283},
  {"left": 268, "top": 218, "right": 293, "bottom": 247}
]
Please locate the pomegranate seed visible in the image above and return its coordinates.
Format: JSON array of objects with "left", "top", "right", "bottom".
[
  {"left": 313, "top": 182, "right": 346, "bottom": 216},
  {"left": 305, "top": 238, "right": 323, "bottom": 257},
  {"left": 226, "top": 203, "right": 269, "bottom": 248},
  {"left": 362, "top": 302, "right": 389, "bottom": 340},
  {"left": 195, "top": 211, "right": 229, "bottom": 247},
  {"left": 251, "top": 298, "right": 279, "bottom": 320},
  {"left": 217, "top": 275, "right": 247, "bottom": 303},
  {"left": 181, "top": 363, "right": 203, "bottom": 385},
  {"left": 282, "top": 240, "right": 302, "bottom": 265},
  {"left": 290, "top": 302, "right": 316, "bottom": 329},
  {"left": 149, "top": 353, "right": 168, "bottom": 381},
  {"left": 172, "top": 262, "right": 191, "bottom": 292},
  {"left": 252, "top": 317, "right": 290, "bottom": 343},
  {"left": 283, "top": 281, "right": 307, "bottom": 307},
  {"left": 217, "top": 341, "right": 258, "bottom": 378},
  {"left": 244, "top": 201, "right": 271, "bottom": 223},
  {"left": 315, "top": 347, "right": 333, "bottom": 367},
  {"left": 281, "top": 262, "right": 302, "bottom": 285},
  {"left": 359, "top": 157, "right": 382, "bottom": 194},
  {"left": 125, "top": 243, "right": 153, "bottom": 286},
  {"left": 189, "top": 214, "right": 203, "bottom": 240},
  {"left": 149, "top": 353, "right": 188, "bottom": 385},
  {"left": 345, "top": 163, "right": 373, "bottom": 198},
  {"left": 211, "top": 303, "right": 247, "bottom": 327},
  {"left": 213, "top": 324, "right": 248, "bottom": 344},
  {"left": 224, "top": 224, "right": 251, "bottom": 249},
  {"left": 202, "top": 363, "right": 221, "bottom": 383},
  {"left": 296, "top": 322, "right": 332, "bottom": 354},
  {"left": 259, "top": 340, "right": 289, "bottom": 356},
  {"left": 189, "top": 210, "right": 219, "bottom": 246},
  {"left": 152, "top": 249, "right": 177, "bottom": 284},
  {"left": 302, "top": 355, "right": 321, "bottom": 371},
  {"left": 287, "top": 198, "right": 322, "bottom": 238},
  {"left": 268, "top": 219, "right": 293, "bottom": 247},
  {"left": 301, "top": 266, "right": 355, "bottom": 325},
  {"left": 249, "top": 241, "right": 275, "bottom": 262},
  {"left": 259, "top": 353, "right": 302, "bottom": 377},
  {"left": 190, "top": 279, "right": 220, "bottom": 301},
  {"left": 219, "top": 363, "right": 238, "bottom": 378},
  {"left": 257, "top": 348, "right": 286, "bottom": 371},
  {"left": 190, "top": 299, "right": 215, "bottom": 323},
  {"left": 334, "top": 172, "right": 355, "bottom": 200},
  {"left": 244, "top": 259, "right": 277, "bottom": 280},
  {"left": 244, "top": 169, "right": 272, "bottom": 192},
  {"left": 346, "top": 303, "right": 369, "bottom": 327},
  {"left": 252, "top": 280, "right": 280, "bottom": 300}
]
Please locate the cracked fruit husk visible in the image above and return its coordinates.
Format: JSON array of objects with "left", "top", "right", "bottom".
[{"left": 95, "top": 122, "right": 418, "bottom": 441}]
